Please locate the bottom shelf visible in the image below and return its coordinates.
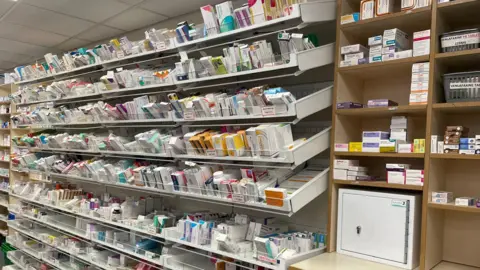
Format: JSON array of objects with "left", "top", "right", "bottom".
[{"left": 433, "top": 261, "right": 480, "bottom": 270}]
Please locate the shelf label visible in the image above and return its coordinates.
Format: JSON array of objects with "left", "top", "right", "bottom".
[
  {"left": 206, "top": 150, "right": 217, "bottom": 156},
  {"left": 261, "top": 106, "right": 276, "bottom": 116},
  {"left": 156, "top": 42, "right": 166, "bottom": 50},
  {"left": 145, "top": 251, "right": 156, "bottom": 259},
  {"left": 388, "top": 107, "right": 398, "bottom": 111},
  {"left": 257, "top": 255, "right": 278, "bottom": 264},
  {"left": 450, "top": 82, "right": 480, "bottom": 89},
  {"left": 183, "top": 111, "right": 196, "bottom": 121},
  {"left": 116, "top": 51, "right": 125, "bottom": 59},
  {"left": 147, "top": 226, "right": 157, "bottom": 234},
  {"left": 116, "top": 243, "right": 124, "bottom": 249},
  {"left": 232, "top": 193, "right": 245, "bottom": 203}
]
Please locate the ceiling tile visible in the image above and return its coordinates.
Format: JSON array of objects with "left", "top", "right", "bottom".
[
  {"left": 22, "top": 0, "right": 130, "bottom": 23},
  {"left": 0, "top": 38, "right": 50, "bottom": 56},
  {"left": 77, "top": 25, "right": 124, "bottom": 42},
  {"left": 104, "top": 7, "right": 168, "bottom": 31},
  {"left": 0, "top": 50, "right": 33, "bottom": 64},
  {"left": 116, "top": 0, "right": 144, "bottom": 5},
  {"left": 0, "top": 60, "right": 18, "bottom": 69},
  {"left": 4, "top": 4, "right": 95, "bottom": 36},
  {"left": 141, "top": 0, "right": 224, "bottom": 17},
  {"left": 0, "top": 0, "right": 15, "bottom": 17},
  {"left": 55, "top": 38, "right": 91, "bottom": 51},
  {"left": 0, "top": 22, "right": 70, "bottom": 47}
]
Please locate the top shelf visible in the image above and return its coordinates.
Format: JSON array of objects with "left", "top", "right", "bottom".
[
  {"left": 340, "top": 7, "right": 431, "bottom": 38},
  {"left": 13, "top": 0, "right": 337, "bottom": 86}
]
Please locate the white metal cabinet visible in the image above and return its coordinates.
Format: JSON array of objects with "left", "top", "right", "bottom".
[{"left": 337, "top": 189, "right": 421, "bottom": 269}]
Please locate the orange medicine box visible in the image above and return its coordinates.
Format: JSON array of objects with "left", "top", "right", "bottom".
[{"left": 264, "top": 187, "right": 288, "bottom": 207}]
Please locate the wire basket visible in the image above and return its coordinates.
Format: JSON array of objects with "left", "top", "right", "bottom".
[{"left": 443, "top": 71, "right": 480, "bottom": 102}]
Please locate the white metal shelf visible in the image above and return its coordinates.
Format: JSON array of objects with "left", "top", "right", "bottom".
[
  {"left": 176, "top": 1, "right": 336, "bottom": 50},
  {"left": 11, "top": 166, "right": 329, "bottom": 217},
  {"left": 174, "top": 85, "right": 333, "bottom": 123},
  {"left": 13, "top": 0, "right": 336, "bottom": 87},
  {"left": 8, "top": 220, "right": 106, "bottom": 270},
  {"left": 175, "top": 126, "right": 331, "bottom": 167},
  {"left": 175, "top": 44, "right": 335, "bottom": 86}
]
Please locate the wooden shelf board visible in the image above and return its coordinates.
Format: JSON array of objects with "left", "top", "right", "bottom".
[
  {"left": 340, "top": 7, "right": 431, "bottom": 38},
  {"left": 433, "top": 261, "right": 480, "bottom": 270},
  {"left": 334, "top": 179, "right": 423, "bottom": 190},
  {"left": 429, "top": 202, "right": 480, "bottom": 214},
  {"left": 438, "top": 0, "right": 480, "bottom": 9},
  {"left": 338, "top": 55, "right": 430, "bottom": 79},
  {"left": 336, "top": 105, "right": 427, "bottom": 117},
  {"left": 430, "top": 153, "right": 480, "bottom": 160},
  {"left": 435, "top": 49, "right": 480, "bottom": 70},
  {"left": 334, "top": 152, "right": 425, "bottom": 158},
  {"left": 433, "top": 101, "right": 480, "bottom": 113}
]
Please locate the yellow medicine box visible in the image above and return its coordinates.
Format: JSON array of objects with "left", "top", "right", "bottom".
[{"left": 349, "top": 142, "right": 362, "bottom": 152}]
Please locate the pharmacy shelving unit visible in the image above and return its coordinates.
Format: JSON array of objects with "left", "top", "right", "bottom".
[
  {"left": 6, "top": 1, "right": 338, "bottom": 269},
  {"left": 0, "top": 83, "right": 10, "bottom": 237},
  {"left": 328, "top": 0, "right": 480, "bottom": 269}
]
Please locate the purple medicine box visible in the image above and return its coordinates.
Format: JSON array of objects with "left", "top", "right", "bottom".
[
  {"left": 337, "top": 102, "right": 364, "bottom": 109},
  {"left": 367, "top": 99, "right": 398, "bottom": 107}
]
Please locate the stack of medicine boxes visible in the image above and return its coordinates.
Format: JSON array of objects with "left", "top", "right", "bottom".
[
  {"left": 410, "top": 62, "right": 430, "bottom": 105},
  {"left": 339, "top": 44, "right": 369, "bottom": 67},
  {"left": 369, "top": 28, "right": 411, "bottom": 63},
  {"left": 333, "top": 159, "right": 368, "bottom": 180},
  {"left": 387, "top": 164, "right": 424, "bottom": 186},
  {"left": 443, "top": 126, "right": 469, "bottom": 154},
  {"left": 363, "top": 131, "right": 389, "bottom": 152}
]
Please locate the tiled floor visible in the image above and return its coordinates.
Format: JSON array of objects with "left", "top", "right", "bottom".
[{"left": 290, "top": 253, "right": 405, "bottom": 270}]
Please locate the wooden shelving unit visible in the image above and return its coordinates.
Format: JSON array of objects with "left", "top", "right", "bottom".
[{"left": 328, "top": 0, "right": 480, "bottom": 269}]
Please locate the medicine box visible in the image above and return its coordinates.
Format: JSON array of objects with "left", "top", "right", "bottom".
[
  {"left": 398, "top": 143, "right": 413, "bottom": 153},
  {"left": 413, "top": 30, "right": 431, "bottom": 57},
  {"left": 362, "top": 142, "right": 380, "bottom": 152},
  {"left": 431, "top": 191, "right": 453, "bottom": 198},
  {"left": 368, "top": 35, "right": 383, "bottom": 46},
  {"left": 406, "top": 177, "right": 423, "bottom": 186},
  {"left": 387, "top": 171, "right": 405, "bottom": 184},
  {"left": 369, "top": 45, "right": 382, "bottom": 56},
  {"left": 409, "top": 92, "right": 428, "bottom": 105},
  {"left": 345, "top": 52, "right": 368, "bottom": 61},
  {"left": 340, "top": 59, "right": 359, "bottom": 67},
  {"left": 411, "top": 82, "right": 429, "bottom": 92},
  {"left": 412, "top": 62, "right": 430, "bottom": 73},
  {"left": 362, "top": 131, "right": 390, "bottom": 142},
  {"left": 341, "top": 13, "right": 360, "bottom": 24},
  {"left": 348, "top": 166, "right": 368, "bottom": 172},
  {"left": 406, "top": 169, "right": 424, "bottom": 178},
  {"left": 369, "top": 55, "right": 382, "bottom": 63},
  {"left": 349, "top": 142, "right": 362, "bottom": 152},
  {"left": 386, "top": 163, "right": 411, "bottom": 170},
  {"left": 383, "top": 28, "right": 409, "bottom": 49},
  {"left": 335, "top": 143, "right": 349, "bottom": 152},
  {"left": 460, "top": 138, "right": 475, "bottom": 144},
  {"left": 380, "top": 139, "right": 397, "bottom": 152},
  {"left": 432, "top": 197, "right": 453, "bottom": 204},
  {"left": 411, "top": 72, "right": 430, "bottom": 83},
  {"left": 334, "top": 168, "right": 348, "bottom": 180},
  {"left": 341, "top": 44, "right": 368, "bottom": 55},
  {"left": 360, "top": 0, "right": 375, "bottom": 20},
  {"left": 334, "top": 159, "right": 360, "bottom": 169},
  {"left": 455, "top": 197, "right": 475, "bottom": 206}
]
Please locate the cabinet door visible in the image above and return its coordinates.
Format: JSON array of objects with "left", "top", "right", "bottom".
[{"left": 340, "top": 193, "right": 408, "bottom": 264}]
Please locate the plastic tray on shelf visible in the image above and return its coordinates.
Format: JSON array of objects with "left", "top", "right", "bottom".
[
  {"left": 174, "top": 44, "right": 335, "bottom": 86},
  {"left": 174, "top": 85, "right": 333, "bottom": 123},
  {"left": 175, "top": 0, "right": 337, "bottom": 50}
]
